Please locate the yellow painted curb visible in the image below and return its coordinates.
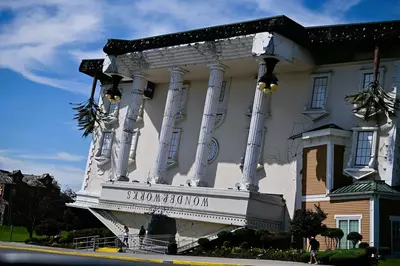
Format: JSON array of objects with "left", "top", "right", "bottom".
[
  {"left": 0, "top": 245, "right": 247, "bottom": 266},
  {"left": 173, "top": 261, "right": 246, "bottom": 266},
  {"left": 0, "top": 245, "right": 162, "bottom": 263},
  {"left": 96, "top": 247, "right": 121, "bottom": 253}
]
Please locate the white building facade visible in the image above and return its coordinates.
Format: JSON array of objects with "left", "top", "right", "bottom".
[{"left": 70, "top": 16, "right": 400, "bottom": 252}]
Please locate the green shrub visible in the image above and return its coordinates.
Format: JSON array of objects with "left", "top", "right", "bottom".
[
  {"left": 66, "top": 228, "right": 112, "bottom": 242},
  {"left": 260, "top": 232, "right": 291, "bottom": 250},
  {"left": 217, "top": 230, "right": 233, "bottom": 241},
  {"left": 197, "top": 238, "right": 209, "bottom": 247},
  {"left": 359, "top": 242, "right": 369, "bottom": 249},
  {"left": 223, "top": 241, "right": 231, "bottom": 248},
  {"left": 346, "top": 232, "right": 363, "bottom": 248},
  {"left": 329, "top": 249, "right": 368, "bottom": 266},
  {"left": 233, "top": 228, "right": 254, "bottom": 244},
  {"left": 240, "top": 241, "right": 249, "bottom": 250}
]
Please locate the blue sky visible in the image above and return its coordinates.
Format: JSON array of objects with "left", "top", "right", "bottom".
[{"left": 0, "top": 0, "right": 399, "bottom": 191}]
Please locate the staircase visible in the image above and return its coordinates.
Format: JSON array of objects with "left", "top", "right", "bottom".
[
  {"left": 177, "top": 225, "right": 238, "bottom": 253},
  {"left": 88, "top": 208, "right": 125, "bottom": 236}
]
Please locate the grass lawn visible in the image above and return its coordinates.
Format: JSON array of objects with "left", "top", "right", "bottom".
[
  {"left": 0, "top": 225, "right": 35, "bottom": 242},
  {"left": 0, "top": 225, "right": 69, "bottom": 243},
  {"left": 380, "top": 258, "right": 400, "bottom": 266}
]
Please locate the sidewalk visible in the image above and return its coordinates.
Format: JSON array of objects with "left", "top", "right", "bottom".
[{"left": 0, "top": 242, "right": 306, "bottom": 266}]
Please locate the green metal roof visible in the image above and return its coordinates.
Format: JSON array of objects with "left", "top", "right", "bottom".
[{"left": 330, "top": 180, "right": 400, "bottom": 196}]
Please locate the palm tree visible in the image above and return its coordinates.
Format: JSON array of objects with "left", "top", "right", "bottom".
[
  {"left": 345, "top": 46, "right": 398, "bottom": 121},
  {"left": 70, "top": 74, "right": 106, "bottom": 138}
]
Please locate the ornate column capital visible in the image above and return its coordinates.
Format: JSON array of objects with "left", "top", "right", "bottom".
[
  {"left": 207, "top": 63, "right": 227, "bottom": 71},
  {"left": 168, "top": 67, "right": 189, "bottom": 75},
  {"left": 133, "top": 71, "right": 147, "bottom": 79}
]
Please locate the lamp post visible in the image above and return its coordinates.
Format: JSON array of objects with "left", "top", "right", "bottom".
[
  {"left": 8, "top": 187, "right": 15, "bottom": 242},
  {"left": 105, "top": 75, "right": 123, "bottom": 103},
  {"left": 256, "top": 58, "right": 279, "bottom": 94}
]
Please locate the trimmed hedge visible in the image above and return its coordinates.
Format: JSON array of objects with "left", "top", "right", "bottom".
[
  {"left": 300, "top": 249, "right": 368, "bottom": 265},
  {"left": 66, "top": 228, "right": 113, "bottom": 242}
]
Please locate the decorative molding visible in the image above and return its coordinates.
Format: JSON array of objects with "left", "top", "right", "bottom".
[
  {"left": 344, "top": 127, "right": 379, "bottom": 179},
  {"left": 208, "top": 138, "right": 219, "bottom": 164},
  {"left": 214, "top": 79, "right": 231, "bottom": 128},
  {"left": 303, "top": 72, "right": 332, "bottom": 121},
  {"left": 176, "top": 83, "right": 190, "bottom": 122},
  {"left": 94, "top": 130, "right": 115, "bottom": 166},
  {"left": 128, "top": 129, "right": 140, "bottom": 165},
  {"left": 166, "top": 128, "right": 182, "bottom": 169}
]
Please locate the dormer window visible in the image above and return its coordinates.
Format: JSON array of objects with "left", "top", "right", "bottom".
[
  {"left": 358, "top": 67, "right": 385, "bottom": 91},
  {"left": 344, "top": 127, "right": 378, "bottom": 179},
  {"left": 310, "top": 77, "right": 328, "bottom": 109},
  {"left": 94, "top": 130, "right": 115, "bottom": 166},
  {"left": 303, "top": 72, "right": 332, "bottom": 121}
]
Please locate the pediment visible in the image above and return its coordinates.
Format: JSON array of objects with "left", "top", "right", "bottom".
[{"left": 343, "top": 168, "right": 376, "bottom": 180}]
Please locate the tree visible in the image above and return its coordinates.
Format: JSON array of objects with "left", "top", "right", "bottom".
[
  {"left": 347, "top": 232, "right": 363, "bottom": 248},
  {"left": 70, "top": 75, "right": 106, "bottom": 138},
  {"left": 289, "top": 204, "right": 327, "bottom": 239},
  {"left": 11, "top": 178, "right": 69, "bottom": 238},
  {"left": 345, "top": 46, "right": 399, "bottom": 121},
  {"left": 321, "top": 228, "right": 344, "bottom": 249},
  {"left": 35, "top": 219, "right": 61, "bottom": 236}
]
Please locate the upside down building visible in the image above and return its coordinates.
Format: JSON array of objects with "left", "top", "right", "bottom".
[{"left": 69, "top": 16, "right": 400, "bottom": 253}]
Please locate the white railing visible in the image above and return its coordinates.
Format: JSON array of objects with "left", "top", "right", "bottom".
[{"left": 119, "top": 234, "right": 176, "bottom": 254}]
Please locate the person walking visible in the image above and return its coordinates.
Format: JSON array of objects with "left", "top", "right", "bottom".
[
  {"left": 123, "top": 225, "right": 129, "bottom": 248},
  {"left": 138, "top": 225, "right": 146, "bottom": 248},
  {"left": 309, "top": 236, "right": 319, "bottom": 264}
]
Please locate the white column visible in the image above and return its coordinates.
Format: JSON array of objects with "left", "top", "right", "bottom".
[
  {"left": 189, "top": 63, "right": 227, "bottom": 187},
  {"left": 150, "top": 67, "right": 188, "bottom": 184},
  {"left": 326, "top": 143, "right": 334, "bottom": 193},
  {"left": 239, "top": 61, "right": 267, "bottom": 191},
  {"left": 116, "top": 72, "right": 147, "bottom": 181}
]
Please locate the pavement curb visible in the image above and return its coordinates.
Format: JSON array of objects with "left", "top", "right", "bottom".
[{"left": 0, "top": 245, "right": 247, "bottom": 266}]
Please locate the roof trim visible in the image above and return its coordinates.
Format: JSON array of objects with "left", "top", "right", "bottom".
[{"left": 103, "top": 15, "right": 308, "bottom": 55}]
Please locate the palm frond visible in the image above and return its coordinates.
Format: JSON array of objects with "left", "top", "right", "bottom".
[
  {"left": 70, "top": 100, "right": 106, "bottom": 138},
  {"left": 345, "top": 81, "right": 399, "bottom": 120}
]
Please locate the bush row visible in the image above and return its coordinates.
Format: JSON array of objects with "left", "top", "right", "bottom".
[
  {"left": 194, "top": 246, "right": 368, "bottom": 266},
  {"left": 25, "top": 228, "right": 114, "bottom": 248}
]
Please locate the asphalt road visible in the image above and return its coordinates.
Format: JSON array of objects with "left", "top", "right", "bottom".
[{"left": 0, "top": 248, "right": 170, "bottom": 266}]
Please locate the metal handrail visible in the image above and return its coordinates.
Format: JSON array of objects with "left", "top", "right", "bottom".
[
  {"left": 73, "top": 234, "right": 177, "bottom": 253},
  {"left": 72, "top": 235, "right": 99, "bottom": 250}
]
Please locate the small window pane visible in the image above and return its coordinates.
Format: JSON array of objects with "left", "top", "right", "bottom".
[
  {"left": 219, "top": 81, "right": 227, "bottom": 103},
  {"left": 100, "top": 132, "right": 112, "bottom": 156},
  {"left": 168, "top": 132, "right": 179, "bottom": 160},
  {"left": 310, "top": 77, "right": 328, "bottom": 109},
  {"left": 338, "top": 220, "right": 349, "bottom": 249},
  {"left": 355, "top": 131, "right": 373, "bottom": 166},
  {"left": 107, "top": 102, "right": 118, "bottom": 115},
  {"left": 362, "top": 72, "right": 380, "bottom": 90}
]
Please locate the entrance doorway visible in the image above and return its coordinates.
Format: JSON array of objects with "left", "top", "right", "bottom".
[{"left": 390, "top": 216, "right": 400, "bottom": 254}]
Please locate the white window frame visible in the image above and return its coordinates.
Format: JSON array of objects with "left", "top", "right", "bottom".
[
  {"left": 128, "top": 129, "right": 140, "bottom": 164},
  {"left": 166, "top": 128, "right": 182, "bottom": 168},
  {"left": 215, "top": 78, "right": 231, "bottom": 128},
  {"left": 344, "top": 127, "right": 378, "bottom": 179},
  {"left": 175, "top": 84, "right": 190, "bottom": 122},
  {"left": 94, "top": 130, "right": 115, "bottom": 166},
  {"left": 335, "top": 214, "right": 362, "bottom": 249},
  {"left": 359, "top": 67, "right": 385, "bottom": 91},
  {"left": 303, "top": 72, "right": 332, "bottom": 121}
]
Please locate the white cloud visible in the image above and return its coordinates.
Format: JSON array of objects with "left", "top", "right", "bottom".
[
  {"left": 0, "top": 155, "right": 84, "bottom": 191},
  {"left": 0, "top": 0, "right": 363, "bottom": 95},
  {"left": 16, "top": 152, "right": 86, "bottom": 162}
]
